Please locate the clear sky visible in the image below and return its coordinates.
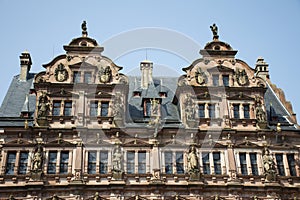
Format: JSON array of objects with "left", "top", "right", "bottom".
[{"left": 0, "top": 0, "right": 300, "bottom": 121}]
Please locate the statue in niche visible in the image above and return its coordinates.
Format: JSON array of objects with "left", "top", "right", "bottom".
[
  {"left": 187, "top": 146, "right": 199, "bottom": 173},
  {"left": 112, "top": 146, "right": 122, "bottom": 172},
  {"left": 113, "top": 92, "right": 124, "bottom": 118},
  {"left": 54, "top": 63, "right": 69, "bottom": 82},
  {"left": 32, "top": 146, "right": 43, "bottom": 171},
  {"left": 210, "top": 23, "right": 219, "bottom": 39},
  {"left": 150, "top": 98, "right": 160, "bottom": 116},
  {"left": 262, "top": 148, "right": 276, "bottom": 181},
  {"left": 185, "top": 94, "right": 195, "bottom": 121},
  {"left": 235, "top": 68, "right": 249, "bottom": 86},
  {"left": 37, "top": 92, "right": 50, "bottom": 118},
  {"left": 256, "top": 102, "right": 266, "bottom": 123},
  {"left": 98, "top": 66, "right": 112, "bottom": 83},
  {"left": 93, "top": 192, "right": 101, "bottom": 200},
  {"left": 195, "top": 67, "right": 207, "bottom": 85}
]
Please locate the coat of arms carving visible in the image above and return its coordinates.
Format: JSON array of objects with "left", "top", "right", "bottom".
[
  {"left": 98, "top": 66, "right": 112, "bottom": 83},
  {"left": 54, "top": 63, "right": 69, "bottom": 82},
  {"left": 195, "top": 67, "right": 207, "bottom": 85},
  {"left": 235, "top": 68, "right": 249, "bottom": 86}
]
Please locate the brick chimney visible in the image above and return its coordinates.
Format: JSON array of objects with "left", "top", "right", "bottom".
[
  {"left": 140, "top": 60, "right": 153, "bottom": 89},
  {"left": 19, "top": 51, "right": 32, "bottom": 81}
]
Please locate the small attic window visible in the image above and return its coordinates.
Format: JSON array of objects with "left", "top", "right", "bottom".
[
  {"left": 80, "top": 41, "right": 87, "bottom": 46},
  {"left": 159, "top": 92, "right": 167, "bottom": 98},
  {"left": 133, "top": 91, "right": 141, "bottom": 97},
  {"left": 214, "top": 45, "right": 220, "bottom": 50}
]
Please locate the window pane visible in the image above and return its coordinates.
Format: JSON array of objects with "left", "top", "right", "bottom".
[
  {"left": 100, "top": 151, "right": 108, "bottom": 174},
  {"left": 222, "top": 75, "right": 229, "bottom": 86},
  {"left": 287, "top": 154, "right": 297, "bottom": 176},
  {"left": 84, "top": 72, "right": 92, "bottom": 83},
  {"left": 276, "top": 154, "right": 285, "bottom": 176},
  {"left": 212, "top": 75, "right": 219, "bottom": 86},
  {"left": 88, "top": 151, "right": 97, "bottom": 174},
  {"left": 6, "top": 152, "right": 16, "bottom": 175},
  {"left": 165, "top": 152, "right": 173, "bottom": 174},
  {"left": 198, "top": 104, "right": 205, "bottom": 118},
  {"left": 138, "top": 152, "right": 146, "bottom": 174},
  {"left": 145, "top": 101, "right": 151, "bottom": 117},
  {"left": 202, "top": 152, "right": 210, "bottom": 174},
  {"left": 176, "top": 152, "right": 184, "bottom": 174},
  {"left": 101, "top": 102, "right": 109, "bottom": 117},
  {"left": 53, "top": 101, "right": 61, "bottom": 116},
  {"left": 48, "top": 151, "right": 57, "bottom": 174},
  {"left": 239, "top": 153, "right": 248, "bottom": 175},
  {"left": 73, "top": 71, "right": 81, "bottom": 83},
  {"left": 209, "top": 104, "right": 215, "bottom": 119},
  {"left": 233, "top": 104, "right": 240, "bottom": 119},
  {"left": 127, "top": 151, "right": 135, "bottom": 174},
  {"left": 250, "top": 153, "right": 259, "bottom": 175},
  {"left": 244, "top": 104, "right": 250, "bottom": 119},
  {"left": 64, "top": 101, "right": 72, "bottom": 116},
  {"left": 60, "top": 151, "right": 69, "bottom": 174},
  {"left": 90, "top": 101, "right": 98, "bottom": 117},
  {"left": 213, "top": 152, "right": 221, "bottom": 175},
  {"left": 18, "top": 152, "right": 29, "bottom": 174}
]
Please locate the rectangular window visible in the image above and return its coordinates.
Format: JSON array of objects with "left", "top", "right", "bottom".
[
  {"left": 202, "top": 152, "right": 210, "bottom": 174},
  {"left": 138, "top": 151, "right": 146, "bottom": 174},
  {"left": 276, "top": 154, "right": 285, "bottom": 176},
  {"left": 100, "top": 102, "right": 109, "bottom": 117},
  {"left": 233, "top": 104, "right": 240, "bottom": 119},
  {"left": 239, "top": 153, "right": 248, "bottom": 175},
  {"left": 84, "top": 72, "right": 92, "bottom": 83},
  {"left": 287, "top": 154, "right": 297, "bottom": 176},
  {"left": 100, "top": 151, "right": 108, "bottom": 174},
  {"left": 244, "top": 104, "right": 250, "bottom": 119},
  {"left": 222, "top": 75, "right": 229, "bottom": 87},
  {"left": 73, "top": 71, "right": 81, "bottom": 83},
  {"left": 208, "top": 104, "right": 216, "bottom": 119},
  {"left": 90, "top": 101, "right": 98, "bottom": 117},
  {"left": 176, "top": 152, "right": 184, "bottom": 174},
  {"left": 212, "top": 75, "right": 219, "bottom": 86},
  {"left": 18, "top": 152, "right": 29, "bottom": 175},
  {"left": 64, "top": 101, "right": 72, "bottom": 116},
  {"left": 127, "top": 151, "right": 135, "bottom": 174},
  {"left": 88, "top": 151, "right": 97, "bottom": 174},
  {"left": 60, "top": 151, "right": 69, "bottom": 174},
  {"left": 6, "top": 152, "right": 16, "bottom": 175},
  {"left": 198, "top": 104, "right": 205, "bottom": 118},
  {"left": 48, "top": 151, "right": 57, "bottom": 174},
  {"left": 53, "top": 101, "right": 61, "bottom": 116},
  {"left": 164, "top": 152, "right": 173, "bottom": 174},
  {"left": 250, "top": 153, "right": 259, "bottom": 175},
  {"left": 213, "top": 152, "right": 221, "bottom": 175}
]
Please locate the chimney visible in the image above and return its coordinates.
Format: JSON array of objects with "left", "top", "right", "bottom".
[
  {"left": 140, "top": 60, "right": 153, "bottom": 89},
  {"left": 255, "top": 57, "right": 269, "bottom": 81},
  {"left": 19, "top": 51, "right": 32, "bottom": 81}
]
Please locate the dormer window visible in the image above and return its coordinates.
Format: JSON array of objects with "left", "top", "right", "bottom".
[
  {"left": 133, "top": 91, "right": 141, "bottom": 97},
  {"left": 159, "top": 92, "right": 167, "bottom": 98}
]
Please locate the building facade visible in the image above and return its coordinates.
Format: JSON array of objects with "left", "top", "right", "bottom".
[{"left": 0, "top": 22, "right": 299, "bottom": 200}]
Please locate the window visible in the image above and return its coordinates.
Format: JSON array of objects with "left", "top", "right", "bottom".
[
  {"left": 202, "top": 152, "right": 210, "bottom": 174},
  {"left": 213, "top": 152, "right": 221, "bottom": 174},
  {"left": 250, "top": 153, "right": 259, "bottom": 175},
  {"left": 60, "top": 151, "right": 69, "bottom": 174},
  {"left": 222, "top": 75, "right": 229, "bottom": 86},
  {"left": 208, "top": 104, "right": 215, "bottom": 119},
  {"left": 164, "top": 152, "right": 173, "bottom": 174},
  {"left": 127, "top": 151, "right": 135, "bottom": 174},
  {"left": 73, "top": 71, "right": 81, "bottom": 83},
  {"left": 212, "top": 75, "right": 219, "bottom": 86},
  {"left": 100, "top": 151, "right": 108, "bottom": 174},
  {"left": 233, "top": 104, "right": 240, "bottom": 119},
  {"left": 276, "top": 154, "right": 285, "bottom": 176},
  {"left": 198, "top": 104, "right": 205, "bottom": 118},
  {"left": 176, "top": 152, "right": 184, "bottom": 174},
  {"left": 243, "top": 104, "right": 250, "bottom": 119},
  {"left": 90, "top": 101, "right": 98, "bottom": 117},
  {"left": 6, "top": 152, "right": 16, "bottom": 175},
  {"left": 239, "top": 153, "right": 248, "bottom": 175},
  {"left": 138, "top": 152, "right": 146, "bottom": 174},
  {"left": 88, "top": 151, "right": 97, "bottom": 174},
  {"left": 84, "top": 72, "right": 92, "bottom": 83},
  {"left": 287, "top": 154, "right": 297, "bottom": 176},
  {"left": 53, "top": 101, "right": 61, "bottom": 116},
  {"left": 100, "top": 102, "right": 109, "bottom": 117},
  {"left": 48, "top": 151, "right": 57, "bottom": 174},
  {"left": 64, "top": 101, "right": 72, "bottom": 116},
  {"left": 18, "top": 152, "right": 29, "bottom": 174}
]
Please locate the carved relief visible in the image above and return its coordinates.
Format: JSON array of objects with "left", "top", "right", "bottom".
[
  {"left": 37, "top": 92, "right": 50, "bottom": 119},
  {"left": 262, "top": 147, "right": 276, "bottom": 182},
  {"left": 235, "top": 68, "right": 249, "bottom": 86},
  {"left": 54, "top": 63, "right": 69, "bottom": 82},
  {"left": 195, "top": 67, "right": 207, "bottom": 85},
  {"left": 98, "top": 66, "right": 112, "bottom": 83}
]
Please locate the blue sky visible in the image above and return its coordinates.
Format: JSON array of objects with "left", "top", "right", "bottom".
[{"left": 0, "top": 0, "right": 300, "bottom": 121}]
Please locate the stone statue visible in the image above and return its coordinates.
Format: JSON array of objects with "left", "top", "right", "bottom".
[
  {"left": 187, "top": 146, "right": 199, "bottom": 173},
  {"left": 113, "top": 92, "right": 123, "bottom": 118},
  {"left": 185, "top": 94, "right": 195, "bottom": 121},
  {"left": 82, "top": 20, "right": 88, "bottom": 36},
  {"left": 150, "top": 99, "right": 160, "bottom": 116},
  {"left": 37, "top": 92, "right": 50, "bottom": 118},
  {"left": 256, "top": 103, "right": 266, "bottom": 123},
  {"left": 210, "top": 23, "right": 218, "bottom": 39},
  {"left": 31, "top": 145, "right": 43, "bottom": 172},
  {"left": 112, "top": 146, "right": 122, "bottom": 172},
  {"left": 93, "top": 192, "right": 100, "bottom": 200},
  {"left": 262, "top": 148, "right": 276, "bottom": 181}
]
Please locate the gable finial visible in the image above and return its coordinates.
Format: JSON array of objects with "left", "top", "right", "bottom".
[
  {"left": 81, "top": 20, "right": 88, "bottom": 37},
  {"left": 210, "top": 23, "right": 219, "bottom": 40}
]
